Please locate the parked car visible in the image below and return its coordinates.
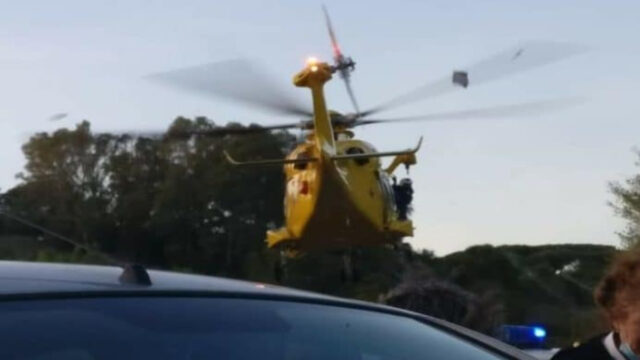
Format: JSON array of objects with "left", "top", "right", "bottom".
[{"left": 0, "top": 261, "right": 535, "bottom": 359}]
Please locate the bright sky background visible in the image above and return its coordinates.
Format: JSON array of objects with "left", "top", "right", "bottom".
[{"left": 1, "top": 0, "right": 639, "bottom": 255}]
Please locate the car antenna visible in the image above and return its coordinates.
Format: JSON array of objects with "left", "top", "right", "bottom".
[{"left": 0, "top": 210, "right": 152, "bottom": 286}]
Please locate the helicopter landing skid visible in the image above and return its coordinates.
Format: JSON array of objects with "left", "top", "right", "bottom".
[
  {"left": 266, "top": 227, "right": 296, "bottom": 250},
  {"left": 274, "top": 249, "right": 288, "bottom": 284},
  {"left": 340, "top": 249, "right": 361, "bottom": 283},
  {"left": 271, "top": 241, "right": 301, "bottom": 284},
  {"left": 387, "top": 219, "right": 414, "bottom": 237}
]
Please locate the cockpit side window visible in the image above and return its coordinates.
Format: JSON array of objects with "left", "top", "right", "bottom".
[
  {"left": 346, "top": 147, "right": 369, "bottom": 166},
  {"left": 294, "top": 152, "right": 311, "bottom": 170}
]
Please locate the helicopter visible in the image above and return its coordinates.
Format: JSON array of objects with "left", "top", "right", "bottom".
[{"left": 147, "top": 7, "right": 585, "bottom": 280}]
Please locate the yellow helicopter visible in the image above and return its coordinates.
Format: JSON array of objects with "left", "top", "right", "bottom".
[
  {"left": 148, "top": 7, "right": 585, "bottom": 279},
  {"left": 225, "top": 57, "right": 422, "bottom": 257}
]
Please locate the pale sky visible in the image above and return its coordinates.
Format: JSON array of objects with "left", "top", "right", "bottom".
[{"left": 1, "top": 0, "right": 640, "bottom": 255}]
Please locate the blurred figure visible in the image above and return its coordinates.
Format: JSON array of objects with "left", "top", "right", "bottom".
[
  {"left": 552, "top": 249, "right": 640, "bottom": 360},
  {"left": 392, "top": 178, "right": 413, "bottom": 220}
]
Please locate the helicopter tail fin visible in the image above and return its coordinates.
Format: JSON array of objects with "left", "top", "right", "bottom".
[
  {"left": 331, "top": 136, "right": 423, "bottom": 161},
  {"left": 224, "top": 150, "right": 318, "bottom": 166}
]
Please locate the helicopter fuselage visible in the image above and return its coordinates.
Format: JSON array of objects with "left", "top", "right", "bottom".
[
  {"left": 265, "top": 61, "right": 415, "bottom": 255},
  {"left": 268, "top": 136, "right": 404, "bottom": 251}
]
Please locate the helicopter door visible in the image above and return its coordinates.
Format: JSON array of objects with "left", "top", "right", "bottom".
[{"left": 377, "top": 171, "right": 397, "bottom": 223}]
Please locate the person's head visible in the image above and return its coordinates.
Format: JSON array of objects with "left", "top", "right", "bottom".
[{"left": 595, "top": 249, "right": 640, "bottom": 352}]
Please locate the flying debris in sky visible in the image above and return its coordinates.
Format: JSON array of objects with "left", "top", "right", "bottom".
[
  {"left": 48, "top": 113, "right": 68, "bottom": 121},
  {"left": 512, "top": 49, "right": 524, "bottom": 61}
]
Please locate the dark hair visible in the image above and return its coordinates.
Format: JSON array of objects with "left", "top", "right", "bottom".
[{"left": 595, "top": 249, "right": 640, "bottom": 321}]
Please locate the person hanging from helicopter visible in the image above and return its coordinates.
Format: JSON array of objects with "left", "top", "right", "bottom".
[{"left": 392, "top": 177, "right": 414, "bottom": 221}]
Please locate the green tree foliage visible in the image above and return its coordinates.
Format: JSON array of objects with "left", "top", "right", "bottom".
[
  {"left": 610, "top": 150, "right": 640, "bottom": 248},
  {"left": 283, "top": 246, "right": 405, "bottom": 298},
  {"left": 1, "top": 118, "right": 293, "bottom": 279},
  {"left": 423, "top": 244, "right": 615, "bottom": 346}
]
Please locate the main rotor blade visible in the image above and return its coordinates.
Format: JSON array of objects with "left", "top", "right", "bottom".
[
  {"left": 362, "top": 41, "right": 587, "bottom": 116},
  {"left": 103, "top": 121, "right": 308, "bottom": 140},
  {"left": 343, "top": 75, "right": 361, "bottom": 114},
  {"left": 323, "top": 5, "right": 361, "bottom": 114},
  {"left": 169, "top": 122, "right": 306, "bottom": 138},
  {"left": 322, "top": 4, "right": 341, "bottom": 60},
  {"left": 147, "top": 59, "right": 312, "bottom": 117},
  {"left": 355, "top": 98, "right": 584, "bottom": 126}
]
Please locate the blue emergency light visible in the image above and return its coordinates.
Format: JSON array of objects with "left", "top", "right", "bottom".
[
  {"left": 497, "top": 325, "right": 547, "bottom": 348},
  {"left": 533, "top": 327, "right": 547, "bottom": 339}
]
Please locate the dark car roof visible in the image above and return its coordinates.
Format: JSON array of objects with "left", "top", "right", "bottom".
[
  {"left": 0, "top": 261, "right": 533, "bottom": 359},
  {"left": 0, "top": 260, "right": 325, "bottom": 299}
]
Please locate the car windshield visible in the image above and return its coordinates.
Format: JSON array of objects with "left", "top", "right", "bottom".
[{"left": 0, "top": 297, "right": 505, "bottom": 360}]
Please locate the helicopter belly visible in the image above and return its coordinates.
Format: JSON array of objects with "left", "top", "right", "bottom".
[
  {"left": 305, "top": 178, "right": 408, "bottom": 249},
  {"left": 267, "top": 158, "right": 410, "bottom": 252},
  {"left": 297, "top": 171, "right": 385, "bottom": 250}
]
